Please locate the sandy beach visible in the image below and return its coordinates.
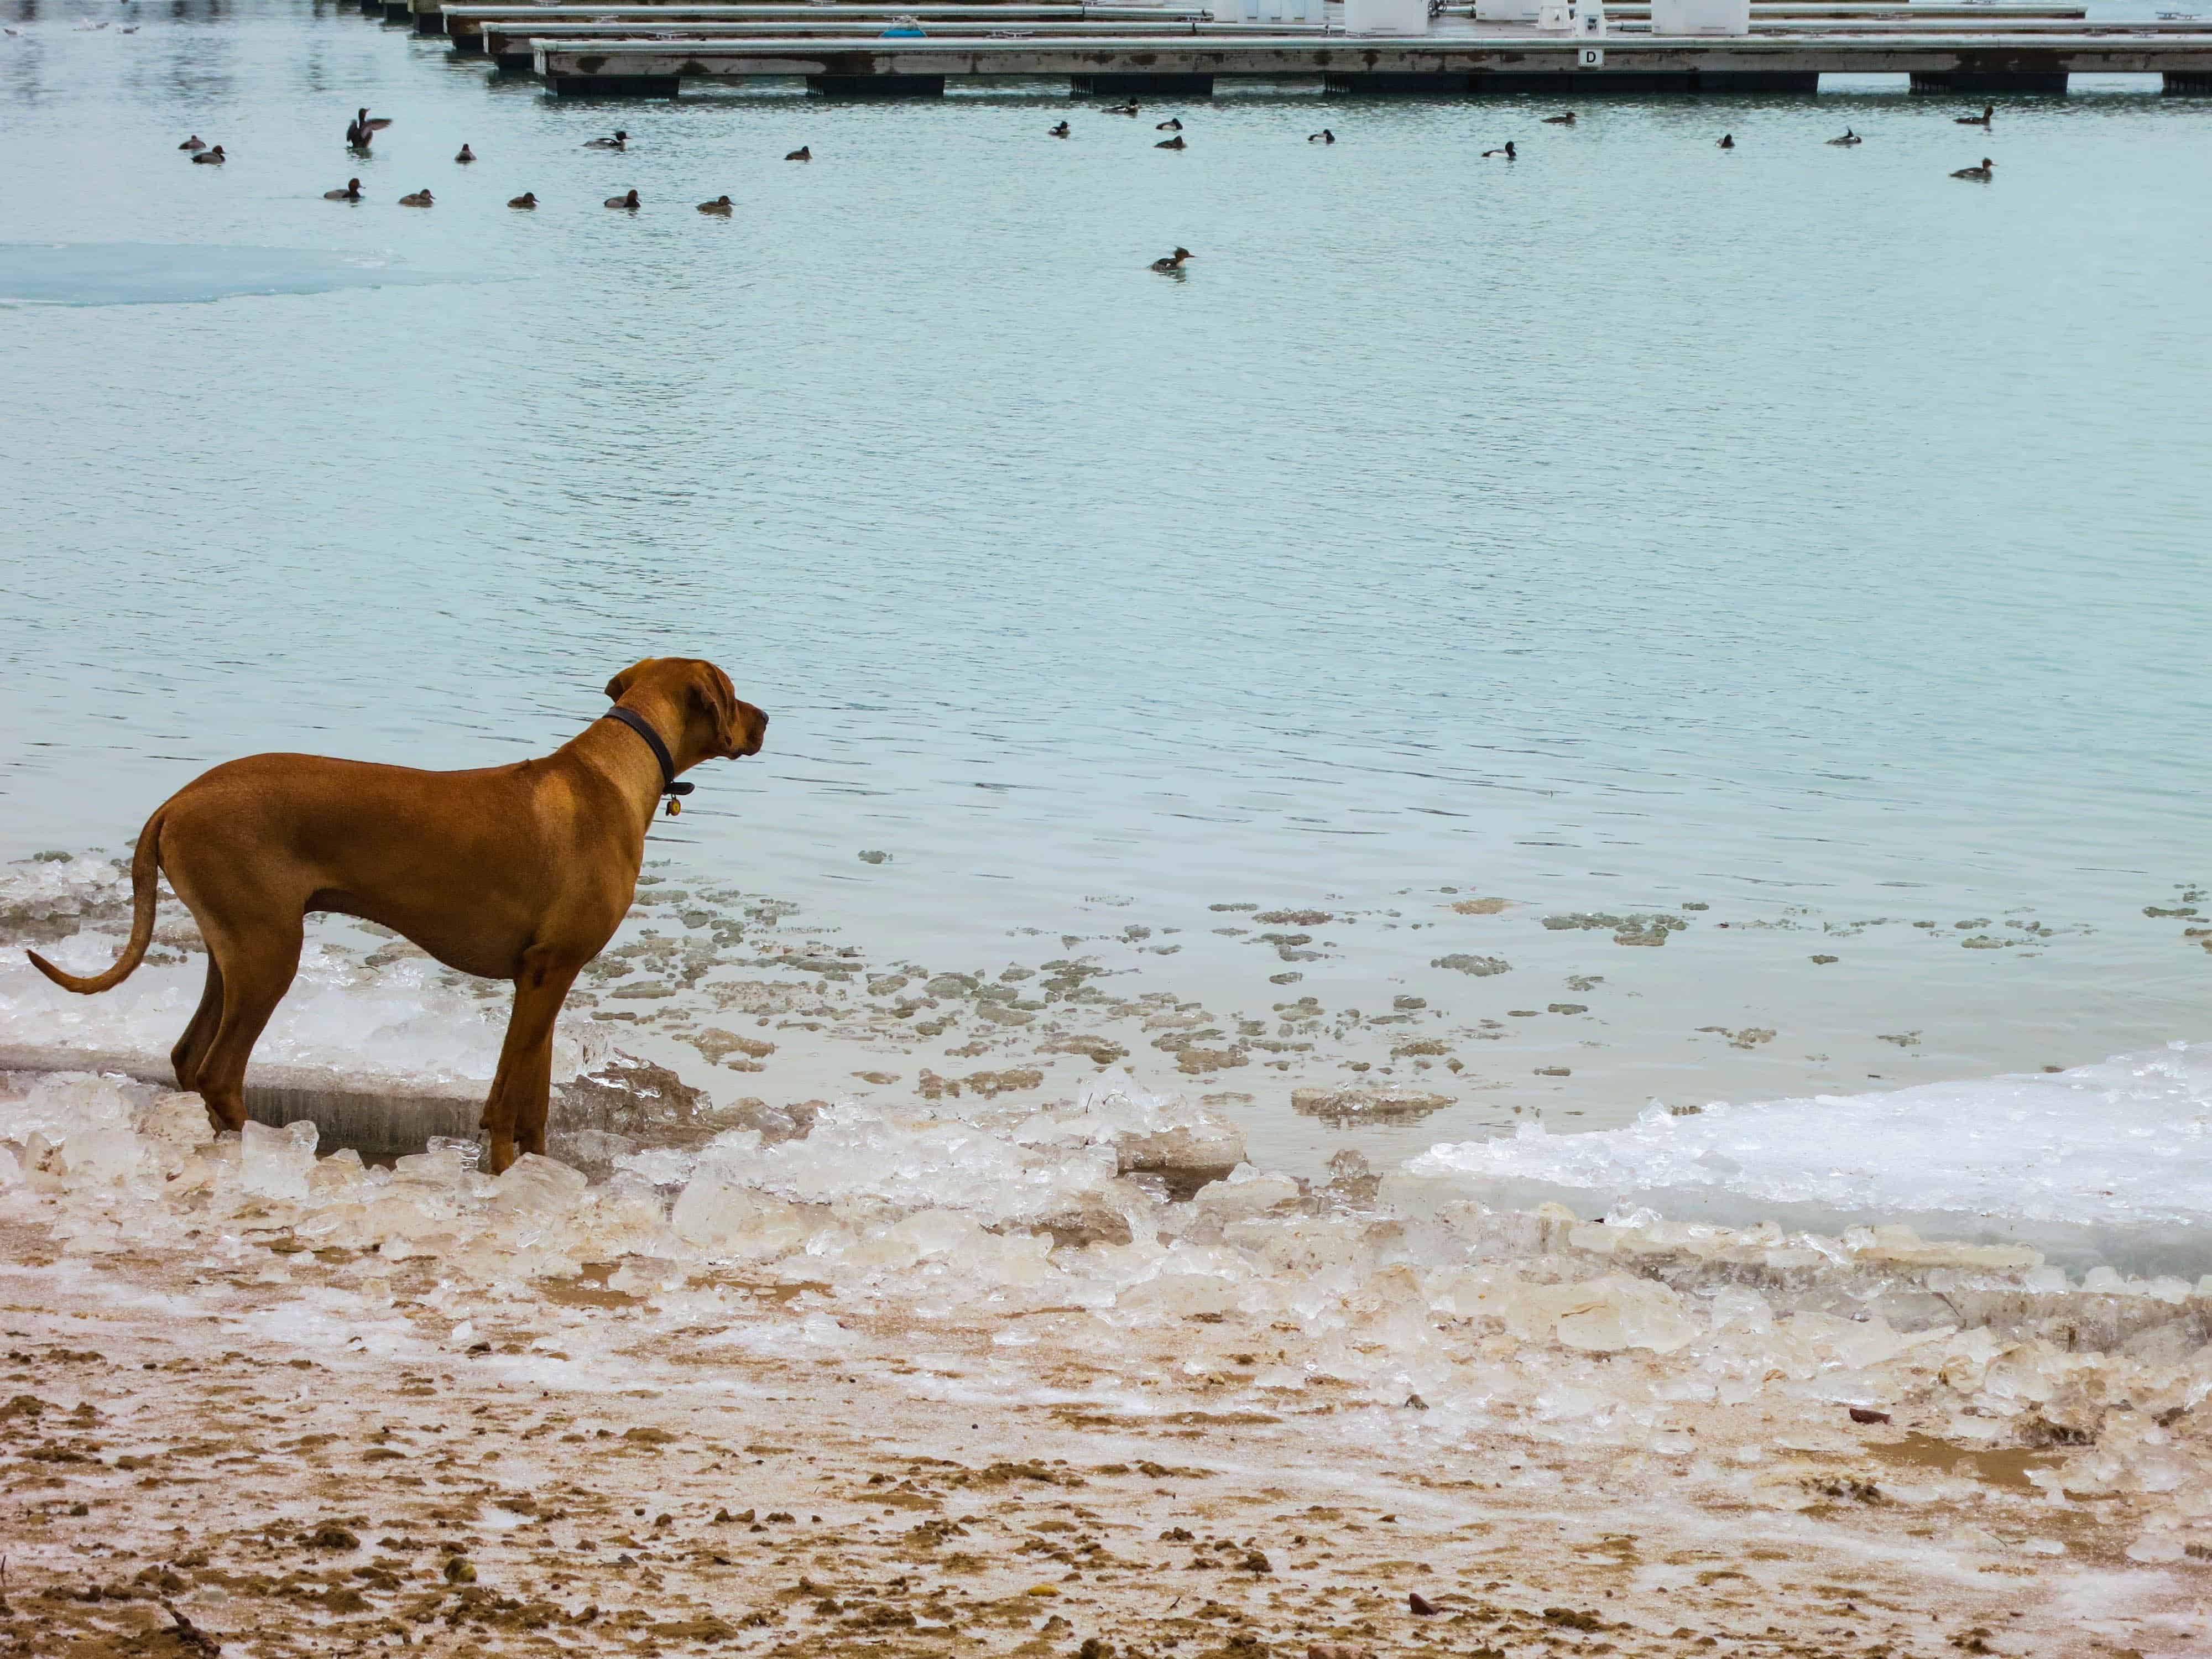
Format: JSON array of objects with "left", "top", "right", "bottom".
[{"left": 4, "top": 1067, "right": 2208, "bottom": 1656}]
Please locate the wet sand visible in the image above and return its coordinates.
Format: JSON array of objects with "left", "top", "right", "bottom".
[{"left": 1, "top": 1202, "right": 2200, "bottom": 1659}]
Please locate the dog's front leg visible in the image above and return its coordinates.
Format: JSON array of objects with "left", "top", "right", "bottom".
[{"left": 482, "top": 946, "right": 585, "bottom": 1174}]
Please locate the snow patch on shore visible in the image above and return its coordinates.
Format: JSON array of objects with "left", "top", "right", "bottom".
[{"left": 1405, "top": 1042, "right": 2212, "bottom": 1272}]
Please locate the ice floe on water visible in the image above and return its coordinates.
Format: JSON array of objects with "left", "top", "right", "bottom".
[
  {"left": 1406, "top": 1042, "right": 2212, "bottom": 1275},
  {"left": 0, "top": 243, "right": 468, "bottom": 306}
]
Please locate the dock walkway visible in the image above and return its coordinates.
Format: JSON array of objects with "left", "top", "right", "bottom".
[
  {"left": 520, "top": 27, "right": 2212, "bottom": 96},
  {"left": 371, "top": 0, "right": 2212, "bottom": 98}
]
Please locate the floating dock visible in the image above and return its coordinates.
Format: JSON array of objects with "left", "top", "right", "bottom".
[
  {"left": 432, "top": 2, "right": 1217, "bottom": 40},
  {"left": 517, "top": 29, "right": 2212, "bottom": 97},
  {"left": 421, "top": 0, "right": 2093, "bottom": 40},
  {"left": 374, "top": 0, "right": 2212, "bottom": 97}
]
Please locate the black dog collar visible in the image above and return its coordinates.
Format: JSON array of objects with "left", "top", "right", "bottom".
[{"left": 602, "top": 706, "right": 695, "bottom": 800}]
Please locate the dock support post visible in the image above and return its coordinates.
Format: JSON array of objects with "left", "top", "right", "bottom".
[
  {"left": 358, "top": 0, "right": 381, "bottom": 17},
  {"left": 1909, "top": 69, "right": 2069, "bottom": 93},
  {"left": 550, "top": 74, "right": 683, "bottom": 97},
  {"left": 494, "top": 51, "right": 538, "bottom": 72},
  {"left": 806, "top": 72, "right": 947, "bottom": 95},
  {"left": 381, "top": 1, "right": 410, "bottom": 24},
  {"left": 411, "top": 2, "right": 446, "bottom": 35},
  {"left": 1071, "top": 71, "right": 1217, "bottom": 96},
  {"left": 1324, "top": 71, "right": 1474, "bottom": 94},
  {"left": 2163, "top": 69, "right": 2212, "bottom": 92},
  {"left": 449, "top": 28, "right": 483, "bottom": 54}
]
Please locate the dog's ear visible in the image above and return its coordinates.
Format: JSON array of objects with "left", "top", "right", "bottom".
[
  {"left": 603, "top": 658, "right": 654, "bottom": 702},
  {"left": 687, "top": 661, "right": 739, "bottom": 750}
]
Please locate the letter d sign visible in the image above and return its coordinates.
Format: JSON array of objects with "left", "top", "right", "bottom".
[{"left": 1577, "top": 44, "right": 1603, "bottom": 65}]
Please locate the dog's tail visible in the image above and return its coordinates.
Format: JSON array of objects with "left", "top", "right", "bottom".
[{"left": 27, "top": 812, "right": 163, "bottom": 995}]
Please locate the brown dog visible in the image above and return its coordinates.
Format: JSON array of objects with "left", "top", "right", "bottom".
[{"left": 28, "top": 658, "right": 767, "bottom": 1173}]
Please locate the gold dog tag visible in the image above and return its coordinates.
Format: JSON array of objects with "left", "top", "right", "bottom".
[{"left": 665, "top": 797, "right": 681, "bottom": 817}]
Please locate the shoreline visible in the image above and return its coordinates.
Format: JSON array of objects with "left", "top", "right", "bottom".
[{"left": 6, "top": 850, "right": 2210, "bottom": 1186}]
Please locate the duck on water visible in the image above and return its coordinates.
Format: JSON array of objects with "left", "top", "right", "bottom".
[{"left": 346, "top": 108, "right": 392, "bottom": 149}]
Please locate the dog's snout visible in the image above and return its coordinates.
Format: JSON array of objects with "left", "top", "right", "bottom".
[{"left": 734, "top": 702, "right": 768, "bottom": 758}]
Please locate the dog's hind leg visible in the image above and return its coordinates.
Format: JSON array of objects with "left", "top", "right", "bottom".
[
  {"left": 483, "top": 946, "right": 583, "bottom": 1173},
  {"left": 189, "top": 919, "right": 304, "bottom": 1135},
  {"left": 171, "top": 956, "right": 225, "bottom": 1094}
]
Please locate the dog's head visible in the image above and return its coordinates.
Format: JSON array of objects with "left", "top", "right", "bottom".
[{"left": 604, "top": 658, "right": 768, "bottom": 766}]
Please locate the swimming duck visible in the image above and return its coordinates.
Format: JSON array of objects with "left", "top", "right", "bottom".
[
  {"left": 1149, "top": 246, "right": 1192, "bottom": 273},
  {"left": 604, "top": 188, "right": 640, "bottom": 209},
  {"left": 1105, "top": 100, "right": 1139, "bottom": 116},
  {"left": 583, "top": 131, "right": 628, "bottom": 150},
  {"left": 1717, "top": 133, "right": 1734, "bottom": 149},
  {"left": 1956, "top": 103, "right": 1993, "bottom": 127},
  {"left": 1827, "top": 127, "right": 1861, "bottom": 145},
  {"left": 1049, "top": 121, "right": 1070, "bottom": 137},
  {"left": 1950, "top": 156, "right": 1994, "bottom": 180},
  {"left": 455, "top": 143, "right": 476, "bottom": 164},
  {"left": 785, "top": 145, "right": 811, "bottom": 160},
  {"left": 1155, "top": 134, "right": 1185, "bottom": 150},
  {"left": 697, "top": 194, "right": 733, "bottom": 215},
  {"left": 1481, "top": 141, "right": 1515, "bottom": 159},
  {"left": 399, "top": 188, "right": 432, "bottom": 206},
  {"left": 508, "top": 191, "right": 538, "bottom": 209},
  {"left": 1541, "top": 110, "right": 1575, "bottom": 124},
  {"left": 191, "top": 144, "right": 226, "bottom": 165},
  {"left": 1308, "top": 128, "right": 1334, "bottom": 143},
  {"left": 1156, "top": 117, "right": 1181, "bottom": 131},
  {"left": 324, "top": 177, "right": 363, "bottom": 200},
  {"left": 179, "top": 135, "right": 206, "bottom": 152}
]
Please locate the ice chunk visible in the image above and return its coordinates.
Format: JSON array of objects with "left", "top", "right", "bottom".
[
  {"left": 1194, "top": 1165, "right": 1301, "bottom": 1220},
  {"left": 1019, "top": 1070, "right": 1244, "bottom": 1175},
  {"left": 614, "top": 1146, "right": 700, "bottom": 1186},
  {"left": 1561, "top": 1279, "right": 1695, "bottom": 1355},
  {"left": 491, "top": 1154, "right": 588, "bottom": 1218},
  {"left": 0, "top": 1071, "right": 136, "bottom": 1143},
  {"left": 240, "top": 1119, "right": 319, "bottom": 1201},
  {"left": 60, "top": 1128, "right": 145, "bottom": 1185},
  {"left": 138, "top": 1092, "right": 214, "bottom": 1149},
  {"left": 671, "top": 1172, "right": 816, "bottom": 1260}
]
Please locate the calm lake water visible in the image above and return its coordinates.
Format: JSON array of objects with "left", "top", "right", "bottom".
[{"left": 2, "top": 0, "right": 2208, "bottom": 1162}]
